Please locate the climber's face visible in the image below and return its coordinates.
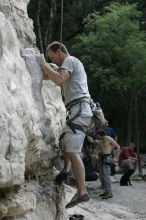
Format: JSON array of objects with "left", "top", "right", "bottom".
[{"left": 48, "top": 49, "right": 62, "bottom": 66}]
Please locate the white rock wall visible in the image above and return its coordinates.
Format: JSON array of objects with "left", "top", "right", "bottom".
[
  {"left": 0, "top": 0, "right": 35, "bottom": 47},
  {"left": 0, "top": 0, "right": 67, "bottom": 219}
]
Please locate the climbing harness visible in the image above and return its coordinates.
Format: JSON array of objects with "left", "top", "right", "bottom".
[
  {"left": 66, "top": 97, "right": 105, "bottom": 134},
  {"left": 66, "top": 97, "right": 91, "bottom": 134}
]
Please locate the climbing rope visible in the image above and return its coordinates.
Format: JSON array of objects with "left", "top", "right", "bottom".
[{"left": 60, "top": 0, "right": 64, "bottom": 42}]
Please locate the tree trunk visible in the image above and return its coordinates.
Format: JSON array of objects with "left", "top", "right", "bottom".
[
  {"left": 60, "top": 0, "right": 64, "bottom": 42},
  {"left": 134, "top": 93, "right": 142, "bottom": 175},
  {"left": 44, "top": 0, "right": 57, "bottom": 49},
  {"left": 126, "top": 93, "right": 133, "bottom": 143},
  {"left": 36, "top": 0, "right": 44, "bottom": 53}
]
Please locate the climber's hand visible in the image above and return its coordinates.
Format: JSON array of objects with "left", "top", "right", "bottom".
[{"left": 36, "top": 54, "right": 46, "bottom": 66}]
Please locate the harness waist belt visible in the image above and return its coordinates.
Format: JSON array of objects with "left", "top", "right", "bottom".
[{"left": 65, "top": 97, "right": 90, "bottom": 110}]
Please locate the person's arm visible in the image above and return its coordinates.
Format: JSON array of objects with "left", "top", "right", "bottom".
[
  {"left": 127, "top": 148, "right": 137, "bottom": 160},
  {"left": 129, "top": 156, "right": 137, "bottom": 161},
  {"left": 128, "top": 153, "right": 137, "bottom": 160},
  {"left": 41, "top": 69, "right": 50, "bottom": 80},
  {"left": 109, "top": 137, "right": 121, "bottom": 160},
  {"left": 37, "top": 54, "right": 70, "bottom": 86},
  {"left": 110, "top": 138, "right": 120, "bottom": 150},
  {"left": 87, "top": 136, "right": 99, "bottom": 145}
]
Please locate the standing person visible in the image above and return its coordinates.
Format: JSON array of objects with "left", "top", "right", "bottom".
[
  {"left": 104, "top": 120, "right": 118, "bottom": 175},
  {"left": 37, "top": 41, "right": 93, "bottom": 208},
  {"left": 118, "top": 142, "right": 137, "bottom": 186},
  {"left": 82, "top": 137, "right": 98, "bottom": 181},
  {"left": 87, "top": 129, "right": 120, "bottom": 199},
  {"left": 104, "top": 120, "right": 118, "bottom": 141}
]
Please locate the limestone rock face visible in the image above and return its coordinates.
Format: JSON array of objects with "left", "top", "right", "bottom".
[
  {"left": 0, "top": 0, "right": 35, "bottom": 47},
  {"left": 0, "top": 0, "right": 66, "bottom": 219},
  {"left": 0, "top": 189, "right": 36, "bottom": 219}
]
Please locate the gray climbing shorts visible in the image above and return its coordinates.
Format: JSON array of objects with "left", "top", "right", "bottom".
[{"left": 62, "top": 102, "right": 93, "bottom": 153}]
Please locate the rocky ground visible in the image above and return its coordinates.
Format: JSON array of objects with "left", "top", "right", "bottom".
[{"left": 65, "top": 174, "right": 146, "bottom": 220}]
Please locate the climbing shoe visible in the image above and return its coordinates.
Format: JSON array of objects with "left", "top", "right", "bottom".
[
  {"left": 65, "top": 193, "right": 90, "bottom": 209},
  {"left": 99, "top": 192, "right": 107, "bottom": 197},
  {"left": 101, "top": 192, "right": 113, "bottom": 199}
]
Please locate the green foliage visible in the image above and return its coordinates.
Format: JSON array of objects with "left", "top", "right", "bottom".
[
  {"left": 73, "top": 3, "right": 146, "bottom": 94},
  {"left": 72, "top": 2, "right": 146, "bottom": 144}
]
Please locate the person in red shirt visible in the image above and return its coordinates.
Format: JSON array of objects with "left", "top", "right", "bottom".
[
  {"left": 118, "top": 142, "right": 137, "bottom": 186},
  {"left": 119, "top": 143, "right": 137, "bottom": 169}
]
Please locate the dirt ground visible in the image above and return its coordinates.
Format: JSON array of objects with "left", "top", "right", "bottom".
[{"left": 65, "top": 174, "right": 146, "bottom": 220}]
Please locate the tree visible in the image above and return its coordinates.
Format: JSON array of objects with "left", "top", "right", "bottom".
[
  {"left": 28, "top": 0, "right": 57, "bottom": 53},
  {"left": 28, "top": 0, "right": 146, "bottom": 51},
  {"left": 73, "top": 3, "right": 146, "bottom": 148}
]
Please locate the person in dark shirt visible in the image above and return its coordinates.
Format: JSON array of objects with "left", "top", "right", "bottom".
[
  {"left": 82, "top": 137, "right": 98, "bottom": 181},
  {"left": 104, "top": 120, "right": 118, "bottom": 141}
]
